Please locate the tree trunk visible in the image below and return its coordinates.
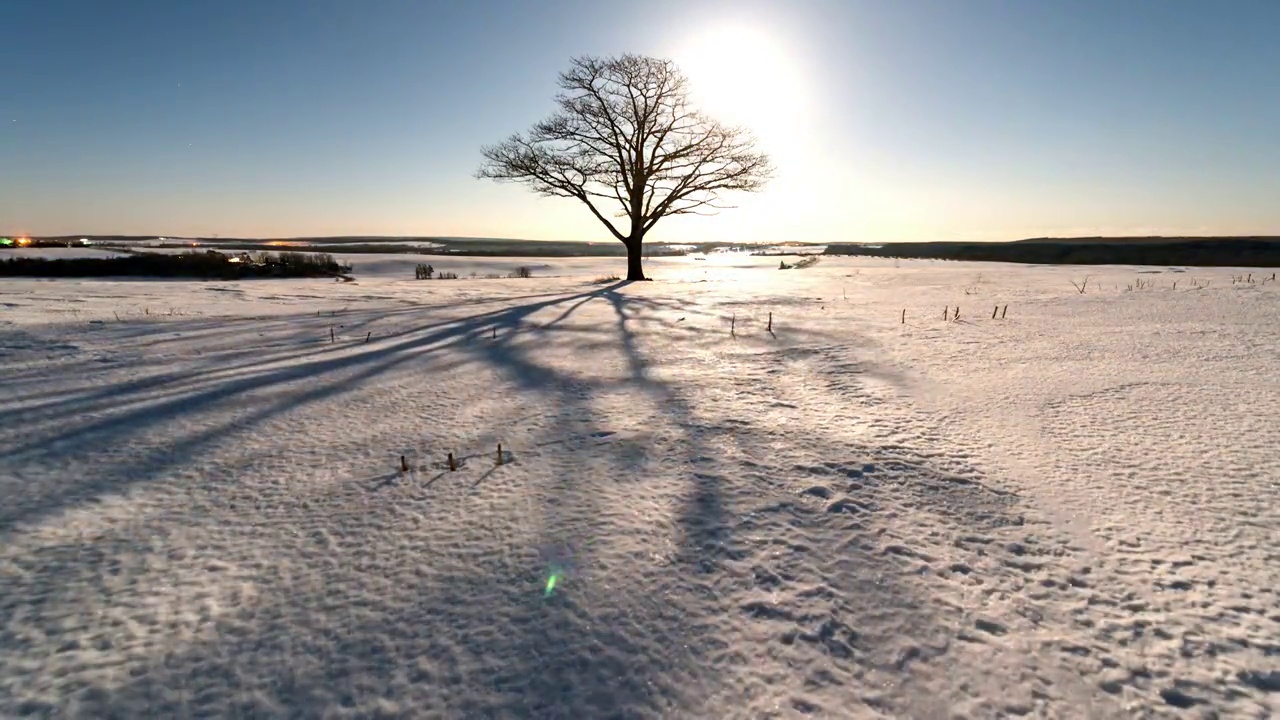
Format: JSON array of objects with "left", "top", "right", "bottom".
[{"left": 625, "top": 236, "right": 646, "bottom": 281}]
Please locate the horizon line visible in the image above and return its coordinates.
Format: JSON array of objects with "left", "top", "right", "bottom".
[{"left": 7, "top": 233, "right": 1280, "bottom": 245}]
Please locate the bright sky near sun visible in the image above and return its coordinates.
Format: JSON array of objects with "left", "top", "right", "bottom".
[{"left": 3, "top": 0, "right": 1278, "bottom": 243}]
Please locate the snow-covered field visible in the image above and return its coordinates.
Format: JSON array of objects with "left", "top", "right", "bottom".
[{"left": 1, "top": 256, "right": 1276, "bottom": 718}]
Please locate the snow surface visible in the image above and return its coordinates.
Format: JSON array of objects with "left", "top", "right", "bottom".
[{"left": 1, "top": 257, "right": 1277, "bottom": 719}]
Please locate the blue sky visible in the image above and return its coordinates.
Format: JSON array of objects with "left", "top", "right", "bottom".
[{"left": 3, "top": 0, "right": 1277, "bottom": 242}]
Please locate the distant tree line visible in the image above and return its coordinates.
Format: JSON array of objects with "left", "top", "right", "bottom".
[
  {"left": 824, "top": 239, "right": 1280, "bottom": 267},
  {"left": 20, "top": 241, "right": 701, "bottom": 257},
  {"left": 0, "top": 250, "right": 352, "bottom": 279}
]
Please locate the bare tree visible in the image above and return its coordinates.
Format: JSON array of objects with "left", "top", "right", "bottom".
[{"left": 477, "top": 54, "right": 773, "bottom": 281}]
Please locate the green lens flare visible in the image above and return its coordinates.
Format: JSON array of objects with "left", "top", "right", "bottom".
[{"left": 544, "top": 573, "right": 559, "bottom": 596}]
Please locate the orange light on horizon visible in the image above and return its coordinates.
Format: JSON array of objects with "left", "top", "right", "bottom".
[{"left": 16, "top": 237, "right": 32, "bottom": 246}]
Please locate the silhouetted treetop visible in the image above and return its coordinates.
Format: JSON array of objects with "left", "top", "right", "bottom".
[{"left": 477, "top": 53, "right": 772, "bottom": 280}]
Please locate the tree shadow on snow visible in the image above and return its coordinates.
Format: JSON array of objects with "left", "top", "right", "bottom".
[
  {"left": 0, "top": 279, "right": 1043, "bottom": 718},
  {"left": 0, "top": 282, "right": 676, "bottom": 531},
  {"left": 0, "top": 280, "right": 740, "bottom": 718}
]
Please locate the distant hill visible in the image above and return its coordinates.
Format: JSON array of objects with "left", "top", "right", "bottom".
[
  {"left": 1010, "top": 235, "right": 1280, "bottom": 245},
  {"left": 17, "top": 235, "right": 822, "bottom": 258},
  {"left": 20, "top": 235, "right": 641, "bottom": 256},
  {"left": 22, "top": 233, "right": 1280, "bottom": 265},
  {"left": 825, "top": 237, "right": 1280, "bottom": 267}
]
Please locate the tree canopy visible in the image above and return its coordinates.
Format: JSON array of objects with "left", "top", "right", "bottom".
[{"left": 478, "top": 53, "right": 773, "bottom": 280}]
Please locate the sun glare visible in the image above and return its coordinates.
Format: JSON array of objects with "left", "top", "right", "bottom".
[
  {"left": 666, "top": 23, "right": 833, "bottom": 239},
  {"left": 674, "top": 24, "right": 811, "bottom": 161}
]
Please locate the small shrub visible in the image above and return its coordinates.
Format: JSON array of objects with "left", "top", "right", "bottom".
[
  {"left": 512, "top": 266, "right": 534, "bottom": 279},
  {"left": 591, "top": 275, "right": 620, "bottom": 284},
  {"left": 437, "top": 271, "right": 459, "bottom": 280}
]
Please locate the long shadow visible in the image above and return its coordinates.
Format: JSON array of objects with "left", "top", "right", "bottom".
[
  {"left": 1, "top": 291, "right": 580, "bottom": 422},
  {"left": 419, "top": 281, "right": 728, "bottom": 715},
  {"left": 1, "top": 278, "right": 1041, "bottom": 718},
  {"left": 1, "top": 283, "right": 651, "bottom": 535},
  {"left": 5, "top": 284, "right": 632, "bottom": 443},
  {"left": 595, "top": 285, "right": 731, "bottom": 576}
]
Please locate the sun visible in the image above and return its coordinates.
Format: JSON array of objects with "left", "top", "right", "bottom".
[{"left": 673, "top": 24, "right": 811, "bottom": 160}]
